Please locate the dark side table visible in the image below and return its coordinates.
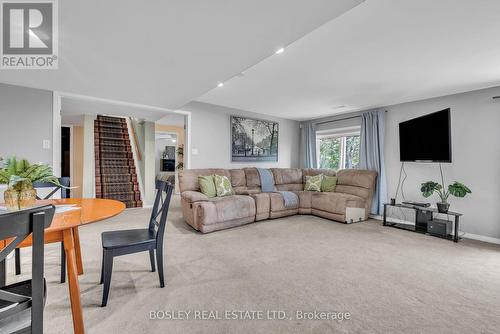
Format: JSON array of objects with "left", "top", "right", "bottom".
[{"left": 383, "top": 203, "right": 463, "bottom": 242}]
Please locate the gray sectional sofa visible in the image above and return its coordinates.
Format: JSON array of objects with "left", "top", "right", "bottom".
[{"left": 179, "top": 168, "right": 377, "bottom": 233}]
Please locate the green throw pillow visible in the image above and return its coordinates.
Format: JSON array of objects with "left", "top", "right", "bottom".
[
  {"left": 321, "top": 175, "right": 337, "bottom": 192},
  {"left": 214, "top": 174, "right": 234, "bottom": 197},
  {"left": 198, "top": 175, "right": 217, "bottom": 198},
  {"left": 304, "top": 174, "right": 323, "bottom": 192}
]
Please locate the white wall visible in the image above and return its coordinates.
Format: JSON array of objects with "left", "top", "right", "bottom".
[
  {"left": 385, "top": 86, "right": 500, "bottom": 240},
  {"left": 143, "top": 122, "right": 156, "bottom": 206},
  {"left": 183, "top": 101, "right": 300, "bottom": 169},
  {"left": 0, "top": 83, "right": 53, "bottom": 164},
  {"left": 82, "top": 114, "right": 96, "bottom": 198}
]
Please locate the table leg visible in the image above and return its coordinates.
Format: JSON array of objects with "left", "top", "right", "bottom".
[
  {"left": 72, "top": 227, "right": 84, "bottom": 275},
  {"left": 0, "top": 240, "right": 5, "bottom": 287},
  {"left": 454, "top": 216, "right": 459, "bottom": 243},
  {"left": 383, "top": 204, "right": 387, "bottom": 226},
  {"left": 63, "top": 229, "right": 85, "bottom": 334},
  {"left": 0, "top": 259, "right": 5, "bottom": 287}
]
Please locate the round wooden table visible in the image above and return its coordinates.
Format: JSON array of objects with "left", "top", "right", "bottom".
[{"left": 0, "top": 198, "right": 125, "bottom": 334}]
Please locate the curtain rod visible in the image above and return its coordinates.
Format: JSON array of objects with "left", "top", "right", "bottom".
[
  {"left": 315, "top": 110, "right": 388, "bottom": 126},
  {"left": 316, "top": 115, "right": 360, "bottom": 126}
]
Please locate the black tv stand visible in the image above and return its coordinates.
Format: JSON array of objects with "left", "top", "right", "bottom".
[{"left": 383, "top": 203, "right": 462, "bottom": 242}]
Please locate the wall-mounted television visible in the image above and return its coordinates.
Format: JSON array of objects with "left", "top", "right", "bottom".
[{"left": 399, "top": 108, "right": 452, "bottom": 162}]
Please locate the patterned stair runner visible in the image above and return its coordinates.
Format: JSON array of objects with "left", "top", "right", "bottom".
[{"left": 94, "top": 115, "right": 142, "bottom": 208}]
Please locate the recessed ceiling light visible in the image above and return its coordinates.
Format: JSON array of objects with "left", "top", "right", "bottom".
[
  {"left": 275, "top": 47, "right": 285, "bottom": 55},
  {"left": 217, "top": 82, "right": 224, "bottom": 88}
]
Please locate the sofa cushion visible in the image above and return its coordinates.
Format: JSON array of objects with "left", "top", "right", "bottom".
[
  {"left": 214, "top": 174, "right": 234, "bottom": 197},
  {"left": 335, "top": 170, "right": 377, "bottom": 215},
  {"left": 243, "top": 168, "right": 261, "bottom": 187},
  {"left": 251, "top": 193, "right": 271, "bottom": 221},
  {"left": 321, "top": 175, "right": 337, "bottom": 192},
  {"left": 194, "top": 195, "right": 256, "bottom": 225},
  {"left": 271, "top": 168, "right": 302, "bottom": 185},
  {"left": 294, "top": 191, "right": 312, "bottom": 210},
  {"left": 312, "top": 192, "right": 366, "bottom": 214},
  {"left": 229, "top": 169, "right": 246, "bottom": 187},
  {"left": 269, "top": 192, "right": 299, "bottom": 212},
  {"left": 179, "top": 169, "right": 231, "bottom": 192},
  {"left": 198, "top": 175, "right": 217, "bottom": 198},
  {"left": 337, "top": 169, "right": 377, "bottom": 189},
  {"left": 304, "top": 174, "right": 323, "bottom": 192},
  {"left": 276, "top": 184, "right": 303, "bottom": 191},
  {"left": 233, "top": 187, "right": 261, "bottom": 195}
]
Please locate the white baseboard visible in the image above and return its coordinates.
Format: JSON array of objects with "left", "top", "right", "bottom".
[
  {"left": 462, "top": 233, "right": 500, "bottom": 245},
  {"left": 370, "top": 215, "right": 500, "bottom": 245}
]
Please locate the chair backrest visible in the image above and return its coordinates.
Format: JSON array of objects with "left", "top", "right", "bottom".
[
  {"left": 33, "top": 177, "right": 70, "bottom": 199},
  {"left": 0, "top": 205, "right": 55, "bottom": 333},
  {"left": 148, "top": 180, "right": 174, "bottom": 244}
]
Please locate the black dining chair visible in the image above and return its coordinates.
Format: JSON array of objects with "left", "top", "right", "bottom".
[
  {"left": 99, "top": 180, "right": 173, "bottom": 307},
  {"left": 0, "top": 205, "right": 55, "bottom": 334},
  {"left": 15, "top": 177, "right": 70, "bottom": 283}
]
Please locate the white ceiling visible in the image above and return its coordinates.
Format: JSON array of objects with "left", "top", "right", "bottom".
[
  {"left": 156, "top": 113, "right": 186, "bottom": 127},
  {"left": 60, "top": 96, "right": 182, "bottom": 124},
  {"left": 0, "top": 0, "right": 363, "bottom": 111},
  {"left": 198, "top": 0, "right": 500, "bottom": 120}
]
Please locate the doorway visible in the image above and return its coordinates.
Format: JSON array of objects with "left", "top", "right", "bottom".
[{"left": 61, "top": 126, "right": 71, "bottom": 197}]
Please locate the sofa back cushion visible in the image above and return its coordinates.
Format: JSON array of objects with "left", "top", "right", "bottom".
[
  {"left": 229, "top": 169, "right": 246, "bottom": 187},
  {"left": 179, "top": 169, "right": 231, "bottom": 192},
  {"left": 335, "top": 169, "right": 377, "bottom": 200},
  {"left": 271, "top": 168, "right": 302, "bottom": 185},
  {"left": 243, "top": 168, "right": 261, "bottom": 188}
]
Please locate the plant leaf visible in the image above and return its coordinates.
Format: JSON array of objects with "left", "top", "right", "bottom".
[
  {"left": 9, "top": 175, "right": 27, "bottom": 188},
  {"left": 420, "top": 181, "right": 440, "bottom": 198},
  {"left": 448, "top": 182, "right": 471, "bottom": 198}
]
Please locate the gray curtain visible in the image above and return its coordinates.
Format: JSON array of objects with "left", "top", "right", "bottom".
[
  {"left": 359, "top": 110, "right": 387, "bottom": 215},
  {"left": 300, "top": 122, "right": 317, "bottom": 168}
]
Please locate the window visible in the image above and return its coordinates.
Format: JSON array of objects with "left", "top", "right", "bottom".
[{"left": 317, "top": 132, "right": 360, "bottom": 170}]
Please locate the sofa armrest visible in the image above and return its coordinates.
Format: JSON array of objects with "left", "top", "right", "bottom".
[{"left": 181, "top": 191, "right": 210, "bottom": 203}]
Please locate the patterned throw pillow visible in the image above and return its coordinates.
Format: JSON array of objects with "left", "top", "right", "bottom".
[
  {"left": 304, "top": 174, "right": 323, "bottom": 192},
  {"left": 198, "top": 175, "right": 217, "bottom": 198},
  {"left": 214, "top": 174, "right": 234, "bottom": 197},
  {"left": 321, "top": 175, "right": 337, "bottom": 192}
]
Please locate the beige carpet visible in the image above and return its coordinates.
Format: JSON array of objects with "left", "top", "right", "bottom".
[{"left": 7, "top": 196, "right": 500, "bottom": 334}]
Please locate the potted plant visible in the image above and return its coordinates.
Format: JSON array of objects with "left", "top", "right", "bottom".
[
  {"left": 176, "top": 145, "right": 184, "bottom": 170},
  {"left": 0, "top": 157, "right": 66, "bottom": 210},
  {"left": 420, "top": 180, "right": 471, "bottom": 213}
]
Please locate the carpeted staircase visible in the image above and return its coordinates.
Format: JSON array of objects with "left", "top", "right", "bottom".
[{"left": 94, "top": 115, "right": 142, "bottom": 208}]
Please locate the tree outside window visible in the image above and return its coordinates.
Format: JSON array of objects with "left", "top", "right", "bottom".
[{"left": 318, "top": 135, "right": 360, "bottom": 170}]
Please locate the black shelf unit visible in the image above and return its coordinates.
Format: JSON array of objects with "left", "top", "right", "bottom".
[{"left": 383, "top": 203, "right": 463, "bottom": 242}]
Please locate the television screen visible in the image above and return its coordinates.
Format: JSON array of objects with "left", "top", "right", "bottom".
[{"left": 399, "top": 108, "right": 452, "bottom": 162}]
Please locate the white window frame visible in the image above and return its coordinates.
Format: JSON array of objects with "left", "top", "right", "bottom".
[{"left": 316, "top": 126, "right": 361, "bottom": 169}]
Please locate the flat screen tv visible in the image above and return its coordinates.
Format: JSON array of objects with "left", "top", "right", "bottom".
[{"left": 399, "top": 108, "right": 452, "bottom": 162}]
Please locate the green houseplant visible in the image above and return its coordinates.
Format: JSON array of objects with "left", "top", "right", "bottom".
[
  {"left": 420, "top": 180, "right": 471, "bottom": 213},
  {"left": 176, "top": 145, "right": 184, "bottom": 170},
  {"left": 0, "top": 157, "right": 65, "bottom": 210}
]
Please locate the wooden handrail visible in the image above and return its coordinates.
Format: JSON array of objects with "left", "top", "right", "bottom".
[{"left": 129, "top": 118, "right": 142, "bottom": 161}]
